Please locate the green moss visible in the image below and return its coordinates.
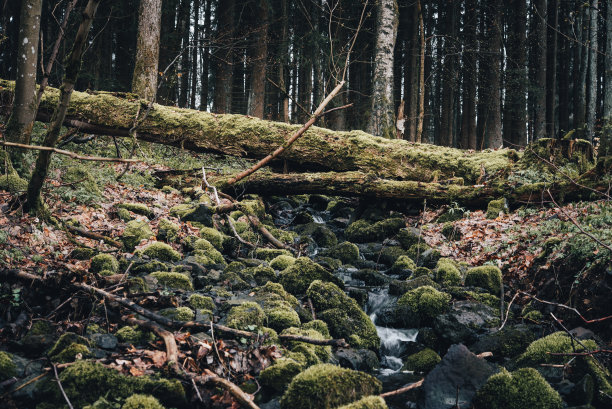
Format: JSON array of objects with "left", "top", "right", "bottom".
[
  {"left": 390, "top": 255, "right": 417, "bottom": 273},
  {"left": 465, "top": 265, "right": 502, "bottom": 295},
  {"left": 0, "top": 351, "right": 16, "bottom": 381},
  {"left": 281, "top": 327, "right": 331, "bottom": 363},
  {"left": 188, "top": 294, "right": 214, "bottom": 310},
  {"left": 262, "top": 327, "right": 280, "bottom": 346},
  {"left": 441, "top": 222, "right": 462, "bottom": 240},
  {"left": 63, "top": 166, "right": 102, "bottom": 198},
  {"left": 193, "top": 238, "right": 225, "bottom": 265},
  {"left": 336, "top": 396, "right": 388, "bottom": 409},
  {"left": 122, "top": 394, "right": 165, "bottom": 409},
  {"left": 487, "top": 198, "right": 508, "bottom": 219},
  {"left": 160, "top": 307, "right": 194, "bottom": 321},
  {"left": 226, "top": 302, "right": 266, "bottom": 330},
  {"left": 279, "top": 257, "right": 343, "bottom": 295},
  {"left": 117, "top": 207, "right": 133, "bottom": 222},
  {"left": 260, "top": 358, "right": 304, "bottom": 392},
  {"left": 302, "top": 320, "right": 330, "bottom": 338},
  {"left": 169, "top": 203, "right": 213, "bottom": 226},
  {"left": 219, "top": 271, "right": 251, "bottom": 290},
  {"left": 132, "top": 260, "right": 169, "bottom": 274},
  {"left": 90, "top": 254, "right": 119, "bottom": 274},
  {"left": 434, "top": 258, "right": 462, "bottom": 286},
  {"left": 238, "top": 199, "right": 266, "bottom": 219},
  {"left": 516, "top": 332, "right": 598, "bottom": 367},
  {"left": 398, "top": 286, "right": 451, "bottom": 322},
  {"left": 267, "top": 226, "right": 298, "bottom": 245},
  {"left": 280, "top": 364, "right": 382, "bottom": 409},
  {"left": 48, "top": 333, "right": 90, "bottom": 357},
  {"left": 116, "top": 326, "right": 154, "bottom": 344},
  {"left": 402, "top": 348, "right": 441, "bottom": 373},
  {"left": 307, "top": 281, "right": 380, "bottom": 350},
  {"left": 256, "top": 282, "right": 299, "bottom": 308},
  {"left": 198, "top": 226, "right": 225, "bottom": 250},
  {"left": 117, "top": 203, "right": 153, "bottom": 218},
  {"left": 256, "top": 248, "right": 293, "bottom": 261},
  {"left": 70, "top": 247, "right": 96, "bottom": 260},
  {"left": 474, "top": 368, "right": 563, "bottom": 409},
  {"left": 263, "top": 299, "right": 301, "bottom": 332},
  {"left": 139, "top": 242, "right": 181, "bottom": 262},
  {"left": 270, "top": 255, "right": 296, "bottom": 271},
  {"left": 296, "top": 223, "right": 338, "bottom": 247},
  {"left": 397, "top": 228, "right": 422, "bottom": 249},
  {"left": 345, "top": 218, "right": 405, "bottom": 243},
  {"left": 411, "top": 266, "right": 433, "bottom": 279},
  {"left": 52, "top": 342, "right": 92, "bottom": 363},
  {"left": 253, "top": 265, "right": 277, "bottom": 285},
  {"left": 150, "top": 272, "right": 193, "bottom": 290},
  {"left": 0, "top": 173, "right": 28, "bottom": 193},
  {"left": 157, "top": 219, "right": 179, "bottom": 243},
  {"left": 122, "top": 220, "right": 154, "bottom": 251},
  {"left": 327, "top": 241, "right": 360, "bottom": 264}
]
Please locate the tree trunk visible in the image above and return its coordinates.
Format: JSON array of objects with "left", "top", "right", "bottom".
[
  {"left": 505, "top": 0, "right": 527, "bottom": 147},
  {"left": 4, "top": 0, "right": 42, "bottom": 173},
  {"left": 600, "top": 0, "right": 612, "bottom": 164},
  {"left": 24, "top": 0, "right": 100, "bottom": 213},
  {"left": 405, "top": 1, "right": 419, "bottom": 142},
  {"left": 213, "top": 0, "right": 235, "bottom": 114},
  {"left": 366, "top": 0, "right": 399, "bottom": 138},
  {"left": 279, "top": 0, "right": 289, "bottom": 122},
  {"left": 246, "top": 0, "right": 268, "bottom": 118},
  {"left": 574, "top": 1, "right": 588, "bottom": 129},
  {"left": 190, "top": 0, "right": 200, "bottom": 109},
  {"left": 483, "top": 0, "right": 503, "bottom": 148},
  {"left": 546, "top": 0, "right": 558, "bottom": 138},
  {"left": 461, "top": 0, "right": 477, "bottom": 149},
  {"left": 199, "top": 0, "right": 212, "bottom": 110},
  {"left": 131, "top": 0, "right": 163, "bottom": 100},
  {"left": 177, "top": 0, "right": 191, "bottom": 108},
  {"left": 585, "top": 0, "right": 598, "bottom": 142},
  {"left": 533, "top": 0, "right": 547, "bottom": 140},
  {"left": 440, "top": 1, "right": 458, "bottom": 147},
  {"left": 416, "top": 0, "right": 425, "bottom": 143}
]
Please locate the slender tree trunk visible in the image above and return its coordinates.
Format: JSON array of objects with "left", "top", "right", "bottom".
[
  {"left": 546, "top": 0, "right": 558, "bottom": 138},
  {"left": 575, "top": 1, "right": 588, "bottom": 129},
  {"left": 132, "top": 0, "right": 163, "bottom": 100},
  {"left": 601, "top": 0, "right": 612, "bottom": 163},
  {"left": 4, "top": 0, "right": 42, "bottom": 173},
  {"left": 177, "top": 0, "right": 191, "bottom": 108},
  {"left": 505, "top": 0, "right": 527, "bottom": 147},
  {"left": 279, "top": 0, "right": 289, "bottom": 122},
  {"left": 199, "top": 0, "right": 211, "bottom": 111},
  {"left": 461, "top": 0, "right": 477, "bottom": 149},
  {"left": 533, "top": 0, "right": 547, "bottom": 139},
  {"left": 416, "top": 0, "right": 425, "bottom": 143},
  {"left": 558, "top": 0, "right": 571, "bottom": 135},
  {"left": 585, "top": 0, "right": 598, "bottom": 142},
  {"left": 25, "top": 0, "right": 100, "bottom": 213},
  {"left": 246, "top": 0, "right": 268, "bottom": 119},
  {"left": 367, "top": 0, "right": 399, "bottom": 138},
  {"left": 440, "top": 0, "right": 458, "bottom": 147},
  {"left": 213, "top": 0, "right": 235, "bottom": 114},
  {"left": 190, "top": 0, "right": 200, "bottom": 109},
  {"left": 405, "top": 1, "right": 419, "bottom": 142},
  {"left": 482, "top": 0, "right": 503, "bottom": 148}
]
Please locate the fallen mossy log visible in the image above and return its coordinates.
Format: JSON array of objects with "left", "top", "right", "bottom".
[{"left": 0, "top": 78, "right": 516, "bottom": 184}]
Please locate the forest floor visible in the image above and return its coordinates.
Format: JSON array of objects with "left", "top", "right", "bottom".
[{"left": 0, "top": 127, "right": 611, "bottom": 409}]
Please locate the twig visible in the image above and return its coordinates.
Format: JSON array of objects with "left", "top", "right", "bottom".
[
  {"left": 499, "top": 291, "right": 518, "bottom": 331},
  {"left": 379, "top": 379, "right": 424, "bottom": 398},
  {"left": 266, "top": 77, "right": 311, "bottom": 118},
  {"left": 191, "top": 378, "right": 203, "bottom": 402},
  {"left": 519, "top": 290, "right": 612, "bottom": 324},
  {"left": 65, "top": 225, "right": 123, "bottom": 248},
  {"left": 320, "top": 103, "right": 353, "bottom": 117},
  {"left": 548, "top": 350, "right": 612, "bottom": 356},
  {"left": 52, "top": 363, "right": 74, "bottom": 409},
  {"left": 0, "top": 141, "right": 141, "bottom": 163},
  {"left": 247, "top": 214, "right": 296, "bottom": 253},
  {"left": 278, "top": 334, "right": 348, "bottom": 347}
]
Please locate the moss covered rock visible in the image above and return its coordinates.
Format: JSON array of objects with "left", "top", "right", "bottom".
[
  {"left": 90, "top": 254, "right": 119, "bottom": 275},
  {"left": 465, "top": 265, "right": 502, "bottom": 295},
  {"left": 70, "top": 247, "right": 96, "bottom": 260},
  {"left": 117, "top": 203, "right": 153, "bottom": 218},
  {"left": 160, "top": 306, "right": 194, "bottom": 321},
  {"left": 122, "top": 394, "right": 165, "bottom": 409},
  {"left": 0, "top": 351, "right": 17, "bottom": 381},
  {"left": 516, "top": 332, "right": 598, "bottom": 367},
  {"left": 270, "top": 255, "right": 296, "bottom": 271},
  {"left": 150, "top": 272, "right": 193, "bottom": 290},
  {"left": 118, "top": 207, "right": 133, "bottom": 222},
  {"left": 260, "top": 358, "right": 304, "bottom": 392},
  {"left": 336, "top": 396, "right": 388, "bottom": 409},
  {"left": 0, "top": 173, "right": 28, "bottom": 193},
  {"left": 441, "top": 222, "right": 462, "bottom": 240},
  {"left": 397, "top": 227, "right": 422, "bottom": 249},
  {"left": 434, "top": 258, "right": 462, "bottom": 286},
  {"left": 402, "top": 348, "right": 441, "bottom": 373},
  {"left": 296, "top": 223, "right": 338, "bottom": 247},
  {"left": 281, "top": 327, "right": 331, "bottom": 364},
  {"left": 157, "top": 219, "right": 180, "bottom": 242},
  {"left": 198, "top": 226, "right": 225, "bottom": 250},
  {"left": 486, "top": 198, "right": 508, "bottom": 219},
  {"left": 193, "top": 238, "right": 226, "bottom": 265},
  {"left": 47, "top": 333, "right": 90, "bottom": 358},
  {"left": 116, "top": 326, "right": 153, "bottom": 344},
  {"left": 226, "top": 302, "right": 266, "bottom": 330},
  {"left": 140, "top": 242, "right": 181, "bottom": 262},
  {"left": 253, "top": 265, "right": 277, "bottom": 285},
  {"left": 390, "top": 255, "right": 417, "bottom": 274},
  {"left": 188, "top": 294, "right": 214, "bottom": 310},
  {"left": 345, "top": 218, "right": 405, "bottom": 243},
  {"left": 280, "top": 364, "right": 382, "bottom": 409},
  {"left": 327, "top": 241, "right": 360, "bottom": 264},
  {"left": 169, "top": 203, "right": 213, "bottom": 226},
  {"left": 256, "top": 282, "right": 299, "bottom": 308},
  {"left": 474, "top": 368, "right": 563, "bottom": 409},
  {"left": 256, "top": 248, "right": 293, "bottom": 261},
  {"left": 397, "top": 286, "right": 451, "bottom": 322},
  {"left": 279, "top": 257, "right": 343, "bottom": 295},
  {"left": 122, "top": 220, "right": 154, "bottom": 251}
]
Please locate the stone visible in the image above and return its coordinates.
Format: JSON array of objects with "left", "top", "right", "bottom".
[
  {"left": 334, "top": 348, "right": 380, "bottom": 372},
  {"left": 89, "top": 334, "right": 118, "bottom": 350},
  {"left": 433, "top": 301, "right": 500, "bottom": 347}
]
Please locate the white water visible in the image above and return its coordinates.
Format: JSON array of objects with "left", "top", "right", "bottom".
[{"left": 313, "top": 215, "right": 325, "bottom": 224}]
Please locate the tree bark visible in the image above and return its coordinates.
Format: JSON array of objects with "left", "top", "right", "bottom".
[
  {"left": 461, "top": 0, "right": 477, "bottom": 149},
  {"left": 405, "top": 1, "right": 419, "bottom": 142},
  {"left": 585, "top": 0, "right": 599, "bottom": 142},
  {"left": 199, "top": 0, "right": 212, "bottom": 110},
  {"left": 367, "top": 0, "right": 399, "bottom": 138},
  {"left": 24, "top": 0, "right": 100, "bottom": 213},
  {"left": 246, "top": 0, "right": 268, "bottom": 119},
  {"left": 601, "top": 0, "right": 612, "bottom": 165},
  {"left": 546, "top": 0, "right": 558, "bottom": 138},
  {"left": 416, "top": 0, "right": 425, "bottom": 144},
  {"left": 533, "top": 0, "right": 547, "bottom": 140},
  {"left": 190, "top": 0, "right": 200, "bottom": 109},
  {"left": 213, "top": 0, "right": 235, "bottom": 114},
  {"left": 177, "top": 0, "right": 191, "bottom": 108},
  {"left": 505, "top": 0, "right": 527, "bottom": 147},
  {"left": 483, "top": 0, "right": 503, "bottom": 148},
  {"left": 4, "top": 0, "right": 42, "bottom": 173},
  {"left": 574, "top": 0, "right": 588, "bottom": 129},
  {"left": 131, "top": 0, "right": 163, "bottom": 100},
  {"left": 440, "top": 0, "right": 458, "bottom": 147}
]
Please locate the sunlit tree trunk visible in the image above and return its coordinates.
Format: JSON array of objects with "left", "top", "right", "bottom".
[
  {"left": 585, "top": 0, "right": 598, "bottom": 141},
  {"left": 131, "top": 0, "right": 162, "bottom": 100}
]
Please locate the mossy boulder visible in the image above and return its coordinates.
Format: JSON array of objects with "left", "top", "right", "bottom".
[
  {"left": 253, "top": 265, "right": 277, "bottom": 285},
  {"left": 302, "top": 320, "right": 331, "bottom": 338},
  {"left": 486, "top": 198, "right": 508, "bottom": 219},
  {"left": 345, "top": 218, "right": 405, "bottom": 243},
  {"left": 116, "top": 326, "right": 154, "bottom": 344},
  {"left": 256, "top": 282, "right": 299, "bottom": 308},
  {"left": 157, "top": 219, "right": 180, "bottom": 242},
  {"left": 465, "top": 265, "right": 502, "bottom": 295},
  {"left": 474, "top": 368, "right": 563, "bottom": 409},
  {"left": 198, "top": 226, "right": 225, "bottom": 250},
  {"left": 47, "top": 360, "right": 185, "bottom": 408},
  {"left": 326, "top": 241, "right": 360, "bottom": 264},
  {"left": 70, "top": 247, "right": 96, "bottom": 260},
  {"left": 117, "top": 203, "right": 153, "bottom": 218},
  {"left": 388, "top": 275, "right": 439, "bottom": 296},
  {"left": 52, "top": 342, "right": 92, "bottom": 363},
  {"left": 390, "top": 255, "right": 417, "bottom": 274},
  {"left": 280, "top": 364, "right": 382, "bottom": 409},
  {"left": 402, "top": 348, "right": 441, "bottom": 373},
  {"left": 118, "top": 207, "right": 133, "bottom": 222},
  {"left": 0, "top": 351, "right": 17, "bottom": 381},
  {"left": 47, "top": 333, "right": 91, "bottom": 358},
  {"left": 397, "top": 227, "right": 422, "bottom": 249},
  {"left": 122, "top": 394, "right": 165, "bottom": 409},
  {"left": 296, "top": 223, "right": 338, "bottom": 247},
  {"left": 188, "top": 294, "right": 214, "bottom": 310},
  {"left": 226, "top": 302, "right": 266, "bottom": 330},
  {"left": 516, "top": 332, "right": 598, "bottom": 368},
  {"left": 407, "top": 243, "right": 441, "bottom": 268},
  {"left": 336, "top": 396, "right": 388, "bottom": 409},
  {"left": 122, "top": 220, "right": 154, "bottom": 251},
  {"left": 264, "top": 303, "right": 301, "bottom": 331},
  {"left": 279, "top": 257, "right": 343, "bottom": 295},
  {"left": 260, "top": 358, "right": 304, "bottom": 392},
  {"left": 139, "top": 242, "right": 181, "bottom": 262},
  {"left": 90, "top": 254, "right": 119, "bottom": 275},
  {"left": 256, "top": 248, "right": 292, "bottom": 261},
  {"left": 281, "top": 327, "right": 331, "bottom": 363},
  {"left": 398, "top": 286, "right": 451, "bottom": 322},
  {"left": 270, "top": 255, "right": 296, "bottom": 271},
  {"left": 441, "top": 222, "right": 462, "bottom": 240},
  {"left": 0, "top": 173, "right": 28, "bottom": 193},
  {"left": 434, "top": 258, "right": 462, "bottom": 286},
  {"left": 160, "top": 307, "right": 194, "bottom": 321},
  {"left": 193, "top": 238, "right": 226, "bottom": 265},
  {"left": 351, "top": 269, "right": 389, "bottom": 286},
  {"left": 307, "top": 281, "right": 380, "bottom": 350},
  {"left": 169, "top": 203, "right": 213, "bottom": 226},
  {"left": 150, "top": 272, "right": 193, "bottom": 290}
]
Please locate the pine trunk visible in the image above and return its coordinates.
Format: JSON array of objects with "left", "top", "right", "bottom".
[
  {"left": 533, "top": 0, "right": 547, "bottom": 140},
  {"left": 585, "top": 0, "right": 598, "bottom": 142},
  {"left": 546, "top": 0, "right": 558, "bottom": 138},
  {"left": 246, "top": 0, "right": 268, "bottom": 119},
  {"left": 131, "top": 0, "right": 163, "bottom": 101},
  {"left": 213, "top": 0, "right": 235, "bottom": 114}
]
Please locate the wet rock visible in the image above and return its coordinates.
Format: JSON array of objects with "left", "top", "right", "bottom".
[
  {"left": 416, "top": 327, "right": 439, "bottom": 350},
  {"left": 334, "top": 348, "right": 380, "bottom": 372},
  {"left": 388, "top": 276, "right": 439, "bottom": 296},
  {"left": 397, "top": 227, "right": 422, "bottom": 249},
  {"left": 433, "top": 301, "right": 499, "bottom": 347},
  {"left": 348, "top": 288, "right": 369, "bottom": 309},
  {"left": 351, "top": 269, "right": 389, "bottom": 286},
  {"left": 89, "top": 334, "right": 118, "bottom": 350},
  {"left": 377, "top": 246, "right": 408, "bottom": 266},
  {"left": 169, "top": 202, "right": 213, "bottom": 226},
  {"left": 374, "top": 303, "right": 419, "bottom": 329},
  {"left": 418, "top": 344, "right": 498, "bottom": 409},
  {"left": 308, "top": 194, "right": 330, "bottom": 211},
  {"left": 345, "top": 218, "right": 405, "bottom": 243},
  {"left": 325, "top": 241, "right": 360, "bottom": 264},
  {"left": 469, "top": 324, "right": 536, "bottom": 361},
  {"left": 295, "top": 222, "right": 338, "bottom": 247}
]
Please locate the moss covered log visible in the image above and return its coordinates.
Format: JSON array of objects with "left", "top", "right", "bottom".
[{"left": 0, "top": 79, "right": 516, "bottom": 183}]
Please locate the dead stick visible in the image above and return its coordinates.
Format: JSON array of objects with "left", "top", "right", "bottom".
[
  {"left": 225, "top": 81, "right": 345, "bottom": 186},
  {"left": 52, "top": 364, "right": 74, "bottom": 409},
  {"left": 278, "top": 334, "right": 348, "bottom": 347},
  {"left": 498, "top": 291, "right": 519, "bottom": 331},
  {"left": 380, "top": 379, "right": 424, "bottom": 398},
  {"left": 0, "top": 141, "right": 141, "bottom": 163},
  {"left": 122, "top": 315, "right": 179, "bottom": 368},
  {"left": 519, "top": 290, "right": 612, "bottom": 324},
  {"left": 65, "top": 225, "right": 123, "bottom": 248},
  {"left": 247, "top": 214, "right": 296, "bottom": 253}
]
